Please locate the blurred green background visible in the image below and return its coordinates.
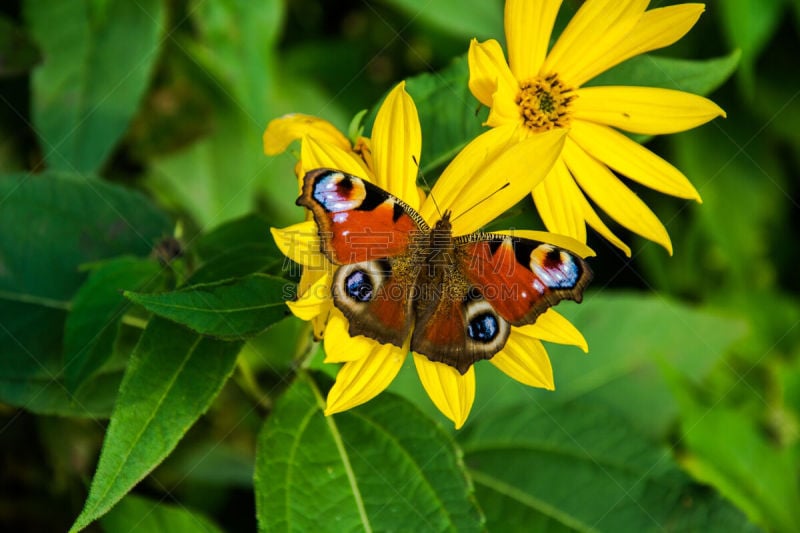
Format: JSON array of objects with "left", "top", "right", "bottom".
[{"left": 1, "top": 0, "right": 798, "bottom": 531}]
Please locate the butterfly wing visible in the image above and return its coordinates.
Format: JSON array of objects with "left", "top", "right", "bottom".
[
  {"left": 410, "top": 282, "right": 511, "bottom": 375},
  {"left": 410, "top": 232, "right": 591, "bottom": 374},
  {"left": 456, "top": 234, "right": 592, "bottom": 326},
  {"left": 297, "top": 169, "right": 427, "bottom": 347}
]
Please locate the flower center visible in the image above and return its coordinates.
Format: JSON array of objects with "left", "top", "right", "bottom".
[{"left": 515, "top": 74, "right": 575, "bottom": 132}]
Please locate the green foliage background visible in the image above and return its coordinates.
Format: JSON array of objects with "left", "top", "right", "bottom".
[{"left": 0, "top": 0, "right": 798, "bottom": 531}]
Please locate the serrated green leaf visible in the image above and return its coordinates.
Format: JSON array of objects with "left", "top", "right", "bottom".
[
  {"left": 70, "top": 318, "right": 241, "bottom": 532},
  {"left": 100, "top": 493, "right": 223, "bottom": 533},
  {"left": 64, "top": 256, "right": 164, "bottom": 392},
  {"left": 0, "top": 173, "right": 171, "bottom": 413},
  {"left": 587, "top": 50, "right": 740, "bottom": 95},
  {"left": 24, "top": 0, "right": 165, "bottom": 173},
  {"left": 461, "top": 400, "right": 760, "bottom": 532},
  {"left": 125, "top": 274, "right": 292, "bottom": 340},
  {"left": 254, "top": 374, "right": 483, "bottom": 532},
  {"left": 382, "top": 0, "right": 502, "bottom": 40}
]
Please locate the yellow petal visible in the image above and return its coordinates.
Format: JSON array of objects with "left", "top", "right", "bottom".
[
  {"left": 413, "top": 355, "right": 475, "bottom": 429},
  {"left": 559, "top": 0, "right": 648, "bottom": 87},
  {"left": 570, "top": 120, "right": 701, "bottom": 201},
  {"left": 286, "top": 272, "right": 331, "bottom": 321},
  {"left": 300, "top": 135, "right": 369, "bottom": 178},
  {"left": 491, "top": 332, "right": 554, "bottom": 390},
  {"left": 270, "top": 221, "right": 326, "bottom": 268},
  {"left": 575, "top": 4, "right": 705, "bottom": 85},
  {"left": 505, "top": 0, "right": 562, "bottom": 79},
  {"left": 494, "top": 229, "right": 594, "bottom": 258},
  {"left": 532, "top": 159, "right": 587, "bottom": 244},
  {"left": 543, "top": 0, "right": 647, "bottom": 85},
  {"left": 263, "top": 114, "right": 350, "bottom": 155},
  {"left": 311, "top": 307, "right": 332, "bottom": 340},
  {"left": 468, "top": 39, "right": 517, "bottom": 107},
  {"left": 578, "top": 191, "right": 632, "bottom": 257},
  {"left": 485, "top": 72, "right": 521, "bottom": 128},
  {"left": 324, "top": 342, "right": 406, "bottom": 415},
  {"left": 516, "top": 309, "right": 588, "bottom": 352},
  {"left": 563, "top": 137, "right": 672, "bottom": 254},
  {"left": 571, "top": 86, "right": 726, "bottom": 135},
  {"left": 370, "top": 82, "right": 422, "bottom": 209},
  {"left": 323, "top": 309, "right": 378, "bottom": 363},
  {"left": 298, "top": 268, "right": 333, "bottom": 336},
  {"left": 424, "top": 127, "right": 567, "bottom": 236}
]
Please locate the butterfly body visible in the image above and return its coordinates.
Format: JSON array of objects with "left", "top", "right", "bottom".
[{"left": 297, "top": 169, "right": 591, "bottom": 374}]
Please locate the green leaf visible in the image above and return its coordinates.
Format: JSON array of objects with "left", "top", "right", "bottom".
[
  {"left": 406, "top": 56, "right": 488, "bottom": 174},
  {"left": 64, "top": 257, "right": 163, "bottom": 392},
  {"left": 187, "top": 0, "right": 284, "bottom": 121},
  {"left": 189, "top": 213, "right": 285, "bottom": 284},
  {"left": 24, "top": 0, "right": 165, "bottom": 173},
  {"left": 382, "top": 0, "right": 502, "bottom": 40},
  {"left": 664, "top": 118, "right": 788, "bottom": 313},
  {"left": 254, "top": 374, "right": 484, "bottom": 532},
  {"left": 193, "top": 213, "right": 275, "bottom": 259},
  {"left": 389, "top": 293, "right": 745, "bottom": 438},
  {"left": 677, "top": 401, "right": 800, "bottom": 533},
  {"left": 0, "top": 366, "right": 124, "bottom": 419},
  {"left": 587, "top": 50, "right": 741, "bottom": 95},
  {"left": 148, "top": 0, "right": 343, "bottom": 228},
  {"left": 717, "top": 0, "right": 786, "bottom": 98},
  {"left": 70, "top": 318, "right": 242, "bottom": 532},
  {"left": 461, "top": 400, "right": 760, "bottom": 532},
  {"left": 144, "top": 0, "right": 355, "bottom": 228},
  {"left": 189, "top": 242, "right": 286, "bottom": 285},
  {"left": 366, "top": 56, "right": 487, "bottom": 177},
  {"left": 539, "top": 293, "right": 747, "bottom": 437},
  {"left": 153, "top": 441, "right": 255, "bottom": 489},
  {"left": 100, "top": 493, "right": 223, "bottom": 533},
  {"left": 0, "top": 173, "right": 171, "bottom": 413},
  {"left": 125, "top": 273, "right": 292, "bottom": 340}
]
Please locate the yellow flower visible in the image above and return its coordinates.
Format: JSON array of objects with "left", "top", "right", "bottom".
[
  {"left": 268, "top": 83, "right": 591, "bottom": 429},
  {"left": 469, "top": 0, "right": 726, "bottom": 255}
]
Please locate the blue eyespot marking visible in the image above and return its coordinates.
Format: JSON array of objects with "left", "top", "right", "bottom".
[
  {"left": 532, "top": 246, "right": 580, "bottom": 289},
  {"left": 313, "top": 172, "right": 366, "bottom": 212},
  {"left": 467, "top": 313, "right": 499, "bottom": 343},
  {"left": 345, "top": 270, "right": 373, "bottom": 303}
]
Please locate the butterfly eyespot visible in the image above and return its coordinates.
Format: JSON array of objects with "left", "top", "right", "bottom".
[
  {"left": 531, "top": 245, "right": 580, "bottom": 289},
  {"left": 313, "top": 172, "right": 367, "bottom": 212},
  {"left": 344, "top": 269, "right": 373, "bottom": 303},
  {"left": 467, "top": 313, "right": 499, "bottom": 343}
]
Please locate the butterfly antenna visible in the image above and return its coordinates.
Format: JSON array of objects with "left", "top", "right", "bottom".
[
  {"left": 451, "top": 182, "right": 511, "bottom": 222},
  {"left": 413, "top": 155, "right": 443, "bottom": 218}
]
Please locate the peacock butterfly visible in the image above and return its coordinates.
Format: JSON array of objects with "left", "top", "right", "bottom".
[{"left": 297, "top": 168, "right": 592, "bottom": 374}]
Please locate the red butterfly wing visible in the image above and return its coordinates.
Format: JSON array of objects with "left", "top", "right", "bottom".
[
  {"left": 297, "top": 169, "right": 426, "bottom": 265},
  {"left": 298, "top": 169, "right": 425, "bottom": 348},
  {"left": 457, "top": 235, "right": 592, "bottom": 327}
]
